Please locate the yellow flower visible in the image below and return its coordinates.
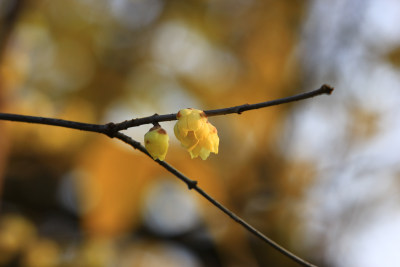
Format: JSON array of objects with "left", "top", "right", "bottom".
[
  {"left": 174, "top": 108, "right": 219, "bottom": 160},
  {"left": 144, "top": 125, "right": 169, "bottom": 161}
]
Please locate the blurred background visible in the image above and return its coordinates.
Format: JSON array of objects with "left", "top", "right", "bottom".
[{"left": 0, "top": 0, "right": 400, "bottom": 266}]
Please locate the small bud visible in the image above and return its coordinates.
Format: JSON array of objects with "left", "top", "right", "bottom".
[{"left": 144, "top": 125, "right": 169, "bottom": 161}]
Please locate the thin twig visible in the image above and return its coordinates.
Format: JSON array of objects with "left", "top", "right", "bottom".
[
  {"left": 0, "top": 85, "right": 333, "bottom": 136},
  {"left": 114, "top": 132, "right": 317, "bottom": 267},
  {"left": 112, "top": 84, "right": 334, "bottom": 131}
]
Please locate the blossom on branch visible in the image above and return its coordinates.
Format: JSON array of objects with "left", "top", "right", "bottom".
[
  {"left": 144, "top": 125, "right": 169, "bottom": 161},
  {"left": 174, "top": 108, "right": 219, "bottom": 160}
]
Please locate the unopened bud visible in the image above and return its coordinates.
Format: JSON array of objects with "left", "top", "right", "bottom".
[{"left": 144, "top": 125, "right": 169, "bottom": 161}]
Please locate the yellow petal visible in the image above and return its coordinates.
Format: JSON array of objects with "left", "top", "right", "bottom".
[
  {"left": 199, "top": 147, "right": 211, "bottom": 160},
  {"left": 193, "top": 123, "right": 209, "bottom": 140},
  {"left": 189, "top": 144, "right": 202, "bottom": 159},
  {"left": 186, "top": 112, "right": 204, "bottom": 131},
  {"left": 174, "top": 122, "right": 187, "bottom": 140},
  {"left": 207, "top": 123, "right": 219, "bottom": 154},
  {"left": 176, "top": 108, "right": 192, "bottom": 118},
  {"left": 180, "top": 131, "right": 199, "bottom": 150}
]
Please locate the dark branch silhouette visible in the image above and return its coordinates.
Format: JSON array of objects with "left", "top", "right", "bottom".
[
  {"left": 0, "top": 84, "right": 333, "bottom": 267},
  {"left": 114, "top": 131, "right": 317, "bottom": 267},
  {"left": 0, "top": 84, "right": 333, "bottom": 136},
  {"left": 112, "top": 84, "right": 333, "bottom": 131},
  {"left": 0, "top": 113, "right": 106, "bottom": 133}
]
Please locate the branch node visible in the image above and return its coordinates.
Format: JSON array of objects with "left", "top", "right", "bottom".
[
  {"left": 151, "top": 114, "right": 160, "bottom": 127},
  {"left": 321, "top": 84, "right": 334, "bottom": 94},
  {"left": 236, "top": 104, "right": 249, "bottom": 114},
  {"left": 187, "top": 180, "right": 198, "bottom": 190},
  {"left": 104, "top": 122, "right": 117, "bottom": 138}
]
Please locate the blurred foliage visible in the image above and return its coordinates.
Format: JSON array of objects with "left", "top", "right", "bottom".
[
  {"left": 2, "top": 0, "right": 400, "bottom": 267},
  {"left": 0, "top": 0, "right": 308, "bottom": 266}
]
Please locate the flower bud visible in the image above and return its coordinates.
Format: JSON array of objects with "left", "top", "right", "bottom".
[
  {"left": 144, "top": 125, "right": 169, "bottom": 161},
  {"left": 174, "top": 108, "right": 219, "bottom": 160}
]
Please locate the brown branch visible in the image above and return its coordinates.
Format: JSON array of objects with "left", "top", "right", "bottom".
[
  {"left": 113, "top": 132, "right": 317, "bottom": 267},
  {"left": 0, "top": 84, "right": 333, "bottom": 136},
  {"left": 112, "top": 84, "right": 334, "bottom": 131},
  {"left": 0, "top": 113, "right": 108, "bottom": 134}
]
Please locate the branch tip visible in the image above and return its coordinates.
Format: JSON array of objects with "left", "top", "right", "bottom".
[{"left": 321, "top": 84, "right": 334, "bottom": 95}]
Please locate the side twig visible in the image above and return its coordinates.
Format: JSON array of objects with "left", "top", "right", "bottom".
[
  {"left": 111, "top": 84, "right": 333, "bottom": 131},
  {"left": 114, "top": 132, "right": 317, "bottom": 267}
]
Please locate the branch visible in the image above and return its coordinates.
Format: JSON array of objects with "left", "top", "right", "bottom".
[
  {"left": 0, "top": 85, "right": 333, "bottom": 266},
  {"left": 0, "top": 113, "right": 107, "bottom": 133},
  {"left": 112, "top": 84, "right": 334, "bottom": 131},
  {"left": 113, "top": 132, "right": 317, "bottom": 267},
  {"left": 0, "top": 84, "right": 333, "bottom": 136}
]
